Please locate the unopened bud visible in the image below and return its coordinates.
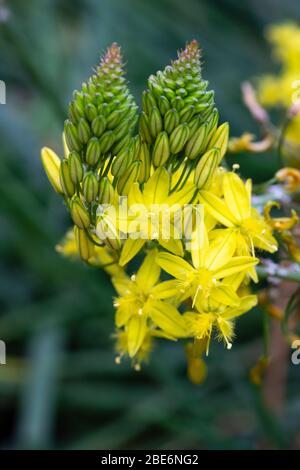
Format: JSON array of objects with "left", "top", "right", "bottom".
[
  {"left": 64, "top": 119, "right": 82, "bottom": 152},
  {"left": 91, "top": 115, "right": 107, "bottom": 137},
  {"left": 164, "top": 108, "right": 180, "bottom": 134},
  {"left": 74, "top": 226, "right": 95, "bottom": 261},
  {"left": 179, "top": 105, "right": 195, "bottom": 123},
  {"left": 70, "top": 196, "right": 90, "bottom": 229},
  {"left": 149, "top": 107, "right": 163, "bottom": 138},
  {"left": 68, "top": 151, "right": 84, "bottom": 185},
  {"left": 117, "top": 161, "right": 141, "bottom": 196},
  {"left": 60, "top": 159, "right": 76, "bottom": 197},
  {"left": 40, "top": 147, "right": 63, "bottom": 194},
  {"left": 169, "top": 124, "right": 190, "bottom": 154},
  {"left": 98, "top": 176, "right": 115, "bottom": 204},
  {"left": 152, "top": 131, "right": 170, "bottom": 167},
  {"left": 158, "top": 95, "right": 170, "bottom": 116},
  {"left": 82, "top": 172, "right": 98, "bottom": 203},
  {"left": 99, "top": 130, "right": 115, "bottom": 154},
  {"left": 77, "top": 118, "right": 92, "bottom": 144},
  {"left": 207, "top": 122, "right": 229, "bottom": 163},
  {"left": 86, "top": 137, "right": 101, "bottom": 166},
  {"left": 185, "top": 123, "right": 207, "bottom": 160},
  {"left": 138, "top": 141, "right": 151, "bottom": 183},
  {"left": 139, "top": 112, "right": 152, "bottom": 144},
  {"left": 85, "top": 103, "right": 98, "bottom": 122},
  {"left": 142, "top": 91, "right": 157, "bottom": 115},
  {"left": 194, "top": 148, "right": 220, "bottom": 189}
]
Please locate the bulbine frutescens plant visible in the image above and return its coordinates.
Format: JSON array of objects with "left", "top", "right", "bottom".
[{"left": 41, "top": 41, "right": 277, "bottom": 377}]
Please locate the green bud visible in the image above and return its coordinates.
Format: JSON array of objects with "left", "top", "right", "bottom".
[
  {"left": 78, "top": 118, "right": 92, "bottom": 144},
  {"left": 70, "top": 196, "right": 90, "bottom": 229},
  {"left": 185, "top": 123, "right": 208, "bottom": 160},
  {"left": 82, "top": 172, "right": 98, "bottom": 203},
  {"left": 149, "top": 107, "right": 163, "bottom": 138},
  {"left": 164, "top": 108, "right": 179, "bottom": 134},
  {"left": 74, "top": 226, "right": 95, "bottom": 261},
  {"left": 111, "top": 148, "right": 133, "bottom": 178},
  {"left": 139, "top": 112, "right": 152, "bottom": 144},
  {"left": 86, "top": 137, "right": 101, "bottom": 166},
  {"left": 130, "top": 135, "right": 141, "bottom": 160},
  {"left": 98, "top": 176, "right": 115, "bottom": 204},
  {"left": 142, "top": 91, "right": 157, "bottom": 115},
  {"left": 69, "top": 101, "right": 83, "bottom": 123},
  {"left": 152, "top": 131, "right": 170, "bottom": 167},
  {"left": 106, "top": 109, "right": 124, "bottom": 129},
  {"left": 91, "top": 115, "right": 106, "bottom": 137},
  {"left": 148, "top": 78, "right": 164, "bottom": 97},
  {"left": 179, "top": 105, "right": 195, "bottom": 123},
  {"left": 169, "top": 124, "right": 190, "bottom": 154},
  {"left": 96, "top": 216, "right": 121, "bottom": 251},
  {"left": 59, "top": 159, "right": 76, "bottom": 197},
  {"left": 207, "top": 122, "right": 229, "bottom": 164},
  {"left": 188, "top": 116, "right": 202, "bottom": 138},
  {"left": 138, "top": 141, "right": 151, "bottom": 183},
  {"left": 85, "top": 103, "right": 98, "bottom": 122},
  {"left": 114, "top": 120, "right": 131, "bottom": 142},
  {"left": 64, "top": 119, "right": 82, "bottom": 152},
  {"left": 158, "top": 95, "right": 170, "bottom": 116},
  {"left": 68, "top": 151, "right": 84, "bottom": 185},
  {"left": 117, "top": 161, "right": 141, "bottom": 196},
  {"left": 113, "top": 133, "right": 132, "bottom": 154},
  {"left": 194, "top": 148, "right": 220, "bottom": 189},
  {"left": 99, "top": 130, "right": 115, "bottom": 154},
  {"left": 40, "top": 147, "right": 63, "bottom": 194}
]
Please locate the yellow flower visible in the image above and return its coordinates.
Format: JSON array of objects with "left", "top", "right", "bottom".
[
  {"left": 199, "top": 172, "right": 278, "bottom": 259},
  {"left": 157, "top": 214, "right": 258, "bottom": 308},
  {"left": 119, "top": 167, "right": 196, "bottom": 266},
  {"left": 113, "top": 250, "right": 187, "bottom": 357},
  {"left": 184, "top": 295, "right": 257, "bottom": 353}
]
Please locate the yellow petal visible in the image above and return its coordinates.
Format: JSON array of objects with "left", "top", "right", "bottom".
[
  {"left": 136, "top": 249, "right": 160, "bottom": 293},
  {"left": 150, "top": 301, "right": 187, "bottom": 338},
  {"left": 166, "top": 184, "right": 196, "bottom": 206},
  {"left": 205, "top": 229, "right": 237, "bottom": 271},
  {"left": 159, "top": 238, "right": 184, "bottom": 256},
  {"left": 199, "top": 191, "right": 237, "bottom": 226},
  {"left": 157, "top": 252, "right": 194, "bottom": 280},
  {"left": 127, "top": 315, "right": 148, "bottom": 357},
  {"left": 214, "top": 256, "right": 259, "bottom": 280},
  {"left": 211, "top": 285, "right": 240, "bottom": 306},
  {"left": 112, "top": 276, "right": 132, "bottom": 296},
  {"left": 119, "top": 238, "right": 146, "bottom": 266},
  {"left": 40, "top": 147, "right": 63, "bottom": 194},
  {"left": 223, "top": 172, "right": 251, "bottom": 221},
  {"left": 151, "top": 280, "right": 181, "bottom": 299},
  {"left": 222, "top": 295, "right": 258, "bottom": 320},
  {"left": 143, "top": 167, "right": 170, "bottom": 205},
  {"left": 190, "top": 205, "right": 208, "bottom": 269},
  {"left": 128, "top": 182, "right": 144, "bottom": 206}
]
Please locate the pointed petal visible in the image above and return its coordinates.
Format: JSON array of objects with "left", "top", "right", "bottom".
[
  {"left": 157, "top": 252, "right": 194, "bottom": 280},
  {"left": 190, "top": 205, "right": 208, "bottom": 269},
  {"left": 136, "top": 249, "right": 160, "bottom": 292},
  {"left": 211, "top": 285, "right": 240, "bottom": 306},
  {"left": 143, "top": 167, "right": 170, "bottom": 205},
  {"left": 150, "top": 301, "right": 187, "bottom": 337},
  {"left": 166, "top": 184, "right": 196, "bottom": 206},
  {"left": 199, "top": 190, "right": 237, "bottom": 226},
  {"left": 127, "top": 315, "right": 148, "bottom": 357},
  {"left": 205, "top": 229, "right": 237, "bottom": 271},
  {"left": 214, "top": 256, "right": 259, "bottom": 280},
  {"left": 222, "top": 295, "right": 258, "bottom": 320},
  {"left": 151, "top": 280, "right": 181, "bottom": 299},
  {"left": 159, "top": 238, "right": 184, "bottom": 256},
  {"left": 112, "top": 276, "right": 132, "bottom": 296},
  {"left": 119, "top": 238, "right": 146, "bottom": 266},
  {"left": 128, "top": 182, "right": 144, "bottom": 206},
  {"left": 223, "top": 172, "right": 251, "bottom": 221}
]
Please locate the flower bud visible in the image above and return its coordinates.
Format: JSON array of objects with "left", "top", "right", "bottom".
[
  {"left": 98, "top": 176, "right": 115, "bottom": 204},
  {"left": 113, "top": 133, "right": 132, "bottom": 154},
  {"left": 139, "top": 112, "right": 152, "bottom": 144},
  {"left": 152, "top": 131, "right": 170, "bottom": 167},
  {"left": 205, "top": 108, "right": 219, "bottom": 141},
  {"left": 85, "top": 103, "right": 98, "bottom": 122},
  {"left": 142, "top": 90, "right": 157, "bottom": 115},
  {"left": 138, "top": 141, "right": 151, "bottom": 183},
  {"left": 111, "top": 148, "right": 133, "bottom": 178},
  {"left": 164, "top": 108, "right": 179, "bottom": 134},
  {"left": 59, "top": 159, "right": 76, "bottom": 197},
  {"left": 91, "top": 115, "right": 107, "bottom": 137},
  {"left": 69, "top": 101, "right": 83, "bottom": 123},
  {"left": 64, "top": 119, "right": 82, "bottom": 152},
  {"left": 158, "top": 95, "right": 170, "bottom": 116},
  {"left": 82, "top": 172, "right": 98, "bottom": 203},
  {"left": 117, "top": 161, "right": 141, "bottom": 196},
  {"left": 169, "top": 124, "right": 190, "bottom": 154},
  {"left": 74, "top": 226, "right": 95, "bottom": 261},
  {"left": 40, "top": 147, "right": 63, "bottom": 194},
  {"left": 185, "top": 123, "right": 207, "bottom": 160},
  {"left": 114, "top": 120, "right": 131, "bottom": 142},
  {"left": 179, "top": 105, "right": 195, "bottom": 123},
  {"left": 207, "top": 122, "right": 229, "bottom": 163},
  {"left": 106, "top": 109, "right": 124, "bottom": 129},
  {"left": 68, "top": 151, "right": 84, "bottom": 185},
  {"left": 86, "top": 137, "right": 101, "bottom": 166},
  {"left": 194, "top": 148, "right": 220, "bottom": 189},
  {"left": 77, "top": 118, "right": 92, "bottom": 144},
  {"left": 70, "top": 196, "right": 90, "bottom": 229},
  {"left": 96, "top": 216, "right": 122, "bottom": 251},
  {"left": 99, "top": 130, "right": 115, "bottom": 154},
  {"left": 149, "top": 107, "right": 163, "bottom": 138}
]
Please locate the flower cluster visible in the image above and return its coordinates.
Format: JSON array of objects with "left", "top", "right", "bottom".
[{"left": 41, "top": 41, "right": 277, "bottom": 372}]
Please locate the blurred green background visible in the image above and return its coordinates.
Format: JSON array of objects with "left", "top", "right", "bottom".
[{"left": 0, "top": 0, "right": 299, "bottom": 450}]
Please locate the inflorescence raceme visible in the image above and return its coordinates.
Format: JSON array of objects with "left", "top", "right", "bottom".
[{"left": 41, "top": 41, "right": 278, "bottom": 374}]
